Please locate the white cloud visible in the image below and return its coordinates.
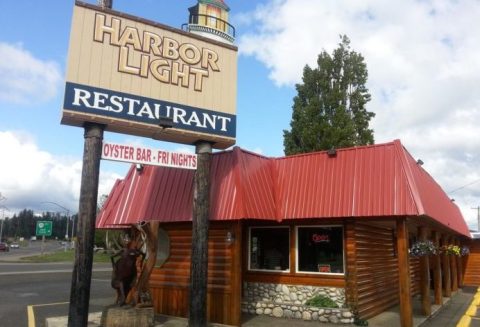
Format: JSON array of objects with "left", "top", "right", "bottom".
[
  {"left": 239, "top": 0, "right": 480, "bottom": 228},
  {"left": 0, "top": 131, "right": 121, "bottom": 215},
  {"left": 0, "top": 42, "right": 62, "bottom": 104}
]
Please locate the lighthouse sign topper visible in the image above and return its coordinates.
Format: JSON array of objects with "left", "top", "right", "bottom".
[{"left": 61, "top": 1, "right": 237, "bottom": 149}]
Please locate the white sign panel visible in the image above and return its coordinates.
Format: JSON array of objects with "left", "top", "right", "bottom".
[{"left": 102, "top": 142, "right": 197, "bottom": 170}]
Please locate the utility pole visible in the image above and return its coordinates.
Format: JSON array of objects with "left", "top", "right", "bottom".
[
  {"left": 0, "top": 194, "right": 7, "bottom": 242},
  {"left": 0, "top": 206, "right": 9, "bottom": 243},
  {"left": 472, "top": 206, "right": 480, "bottom": 231}
]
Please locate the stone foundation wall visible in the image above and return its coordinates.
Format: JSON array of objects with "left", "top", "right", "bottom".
[{"left": 242, "top": 282, "right": 354, "bottom": 324}]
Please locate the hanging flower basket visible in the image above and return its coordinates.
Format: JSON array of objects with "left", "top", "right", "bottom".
[
  {"left": 409, "top": 240, "right": 437, "bottom": 257},
  {"left": 461, "top": 246, "right": 470, "bottom": 256},
  {"left": 441, "top": 244, "right": 461, "bottom": 256}
]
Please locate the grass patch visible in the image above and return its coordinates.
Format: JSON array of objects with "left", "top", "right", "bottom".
[
  {"left": 20, "top": 249, "right": 111, "bottom": 263},
  {"left": 305, "top": 295, "right": 338, "bottom": 308}
]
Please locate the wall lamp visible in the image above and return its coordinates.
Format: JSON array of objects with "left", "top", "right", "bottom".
[
  {"left": 136, "top": 163, "right": 144, "bottom": 172},
  {"left": 416, "top": 159, "right": 424, "bottom": 166},
  {"left": 226, "top": 231, "right": 235, "bottom": 244},
  {"left": 327, "top": 148, "right": 337, "bottom": 158},
  {"left": 159, "top": 116, "right": 174, "bottom": 129}
]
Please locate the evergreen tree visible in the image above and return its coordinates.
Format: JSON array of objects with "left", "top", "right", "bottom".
[{"left": 283, "top": 35, "right": 375, "bottom": 155}]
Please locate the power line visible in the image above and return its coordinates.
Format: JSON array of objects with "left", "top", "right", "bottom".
[{"left": 448, "top": 178, "right": 480, "bottom": 195}]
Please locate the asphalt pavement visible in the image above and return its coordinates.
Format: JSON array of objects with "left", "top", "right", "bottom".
[
  {"left": 0, "top": 242, "right": 113, "bottom": 327},
  {"left": 45, "top": 288, "right": 478, "bottom": 327},
  {"left": 2, "top": 243, "right": 478, "bottom": 327}
]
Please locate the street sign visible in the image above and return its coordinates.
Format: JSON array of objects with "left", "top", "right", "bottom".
[
  {"left": 36, "top": 221, "right": 53, "bottom": 237},
  {"left": 101, "top": 141, "right": 197, "bottom": 170}
]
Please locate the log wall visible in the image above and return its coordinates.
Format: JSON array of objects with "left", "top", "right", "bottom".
[
  {"left": 409, "top": 255, "right": 421, "bottom": 296},
  {"left": 150, "top": 221, "right": 242, "bottom": 326},
  {"left": 351, "top": 222, "right": 399, "bottom": 319},
  {"left": 463, "top": 239, "right": 480, "bottom": 286}
]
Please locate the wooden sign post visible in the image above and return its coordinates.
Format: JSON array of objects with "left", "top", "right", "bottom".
[
  {"left": 68, "top": 123, "right": 104, "bottom": 326},
  {"left": 68, "top": 1, "right": 111, "bottom": 325},
  {"left": 189, "top": 142, "right": 212, "bottom": 327}
]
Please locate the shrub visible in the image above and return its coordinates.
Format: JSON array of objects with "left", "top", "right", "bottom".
[{"left": 305, "top": 295, "right": 338, "bottom": 308}]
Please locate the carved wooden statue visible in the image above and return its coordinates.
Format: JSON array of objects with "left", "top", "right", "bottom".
[
  {"left": 110, "top": 247, "right": 144, "bottom": 305},
  {"left": 109, "top": 222, "right": 159, "bottom": 307}
]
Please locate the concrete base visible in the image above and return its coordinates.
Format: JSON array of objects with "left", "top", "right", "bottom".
[{"left": 102, "top": 306, "right": 155, "bottom": 327}]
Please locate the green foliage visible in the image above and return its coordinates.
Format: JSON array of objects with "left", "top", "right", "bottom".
[
  {"left": 350, "top": 305, "right": 369, "bottom": 326},
  {"left": 354, "top": 317, "right": 369, "bottom": 326},
  {"left": 1, "top": 210, "right": 77, "bottom": 240},
  {"left": 305, "top": 294, "right": 338, "bottom": 308},
  {"left": 95, "top": 229, "right": 108, "bottom": 248},
  {"left": 284, "top": 35, "right": 375, "bottom": 155}
]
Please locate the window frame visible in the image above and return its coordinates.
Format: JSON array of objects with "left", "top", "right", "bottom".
[
  {"left": 295, "top": 225, "right": 345, "bottom": 276},
  {"left": 247, "top": 226, "right": 291, "bottom": 273}
]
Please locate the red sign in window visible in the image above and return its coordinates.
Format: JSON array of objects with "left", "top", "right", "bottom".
[{"left": 312, "top": 233, "right": 330, "bottom": 243}]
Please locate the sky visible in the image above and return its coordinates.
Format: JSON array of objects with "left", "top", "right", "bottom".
[{"left": 0, "top": 0, "right": 479, "bottom": 230}]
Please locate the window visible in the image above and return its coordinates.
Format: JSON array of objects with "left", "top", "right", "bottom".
[
  {"left": 249, "top": 227, "right": 290, "bottom": 271},
  {"left": 155, "top": 228, "right": 170, "bottom": 268},
  {"left": 297, "top": 226, "right": 344, "bottom": 274},
  {"left": 206, "top": 5, "right": 220, "bottom": 29}
]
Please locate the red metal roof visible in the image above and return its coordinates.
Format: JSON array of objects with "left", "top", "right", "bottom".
[{"left": 96, "top": 140, "right": 470, "bottom": 237}]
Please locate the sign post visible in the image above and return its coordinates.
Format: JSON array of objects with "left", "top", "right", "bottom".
[
  {"left": 36, "top": 221, "right": 52, "bottom": 256},
  {"left": 36, "top": 221, "right": 53, "bottom": 236},
  {"left": 68, "top": 123, "right": 104, "bottom": 327},
  {"left": 189, "top": 142, "right": 211, "bottom": 327}
]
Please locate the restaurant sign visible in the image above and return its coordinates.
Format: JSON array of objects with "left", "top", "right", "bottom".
[
  {"left": 61, "top": 2, "right": 237, "bottom": 149},
  {"left": 102, "top": 141, "right": 197, "bottom": 170}
]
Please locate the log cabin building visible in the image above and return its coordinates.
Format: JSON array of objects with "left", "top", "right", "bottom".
[{"left": 97, "top": 140, "right": 471, "bottom": 327}]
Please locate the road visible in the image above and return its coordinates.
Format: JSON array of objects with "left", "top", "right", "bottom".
[
  {"left": 0, "top": 250, "right": 114, "bottom": 327},
  {"left": 0, "top": 240, "right": 69, "bottom": 261}
]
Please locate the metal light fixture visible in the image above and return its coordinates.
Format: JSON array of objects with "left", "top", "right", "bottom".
[
  {"left": 136, "top": 163, "right": 144, "bottom": 172},
  {"left": 226, "top": 231, "right": 235, "bottom": 244},
  {"left": 327, "top": 148, "right": 337, "bottom": 157},
  {"left": 417, "top": 159, "right": 424, "bottom": 166},
  {"left": 158, "top": 116, "right": 174, "bottom": 129}
]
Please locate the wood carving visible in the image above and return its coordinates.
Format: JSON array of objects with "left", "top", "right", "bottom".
[
  {"left": 113, "top": 222, "right": 159, "bottom": 307},
  {"left": 110, "top": 247, "right": 144, "bottom": 305}
]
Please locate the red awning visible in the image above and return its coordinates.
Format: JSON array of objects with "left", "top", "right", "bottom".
[{"left": 96, "top": 140, "right": 470, "bottom": 237}]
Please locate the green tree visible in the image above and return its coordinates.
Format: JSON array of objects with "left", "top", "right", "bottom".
[{"left": 283, "top": 35, "right": 375, "bottom": 155}]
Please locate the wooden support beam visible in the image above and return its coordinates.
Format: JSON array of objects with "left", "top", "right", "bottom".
[
  {"left": 189, "top": 142, "right": 212, "bottom": 327},
  {"left": 451, "top": 238, "right": 458, "bottom": 292},
  {"left": 418, "top": 226, "right": 431, "bottom": 316},
  {"left": 230, "top": 221, "right": 242, "bottom": 326},
  {"left": 456, "top": 240, "right": 464, "bottom": 288},
  {"left": 432, "top": 231, "right": 443, "bottom": 305},
  {"left": 397, "top": 218, "right": 413, "bottom": 327},
  {"left": 441, "top": 235, "right": 451, "bottom": 297}
]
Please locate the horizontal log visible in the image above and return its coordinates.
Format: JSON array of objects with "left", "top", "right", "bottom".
[
  {"left": 243, "top": 273, "right": 345, "bottom": 287},
  {"left": 358, "top": 297, "right": 399, "bottom": 319}
]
